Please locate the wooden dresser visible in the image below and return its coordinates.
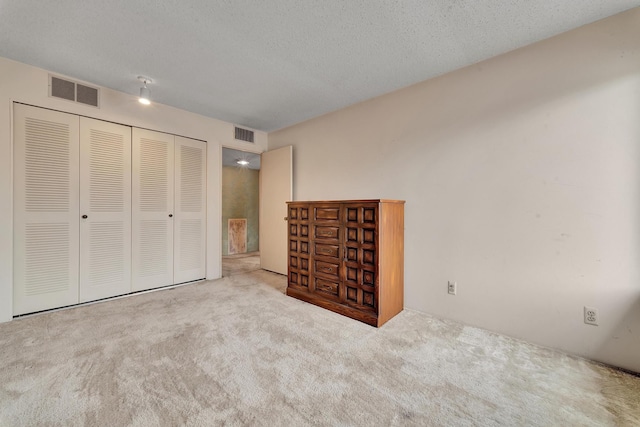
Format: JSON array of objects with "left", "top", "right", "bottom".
[{"left": 286, "top": 199, "right": 404, "bottom": 327}]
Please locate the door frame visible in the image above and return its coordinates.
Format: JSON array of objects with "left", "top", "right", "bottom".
[
  {"left": 218, "top": 144, "right": 293, "bottom": 276},
  {"left": 218, "top": 145, "right": 263, "bottom": 274}
]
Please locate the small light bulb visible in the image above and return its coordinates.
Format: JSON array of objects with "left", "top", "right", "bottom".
[
  {"left": 237, "top": 160, "right": 249, "bottom": 166},
  {"left": 139, "top": 84, "right": 151, "bottom": 105}
]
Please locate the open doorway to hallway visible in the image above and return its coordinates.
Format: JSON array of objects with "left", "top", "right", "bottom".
[
  {"left": 222, "top": 252, "right": 260, "bottom": 276},
  {"left": 222, "top": 147, "right": 261, "bottom": 276}
]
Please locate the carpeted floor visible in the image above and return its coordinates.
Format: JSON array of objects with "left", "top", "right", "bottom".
[
  {"left": 222, "top": 252, "right": 261, "bottom": 277},
  {"left": 0, "top": 269, "right": 639, "bottom": 426}
]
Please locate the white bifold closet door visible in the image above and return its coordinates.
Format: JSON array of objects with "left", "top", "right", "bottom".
[
  {"left": 173, "top": 136, "right": 206, "bottom": 284},
  {"left": 14, "top": 105, "right": 206, "bottom": 315},
  {"left": 132, "top": 128, "right": 206, "bottom": 291},
  {"left": 132, "top": 128, "right": 175, "bottom": 291},
  {"left": 132, "top": 130, "right": 206, "bottom": 291},
  {"left": 79, "top": 117, "right": 132, "bottom": 302},
  {"left": 13, "top": 104, "right": 80, "bottom": 315}
]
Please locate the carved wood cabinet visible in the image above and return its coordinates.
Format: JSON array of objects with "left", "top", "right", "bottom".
[{"left": 286, "top": 199, "right": 404, "bottom": 327}]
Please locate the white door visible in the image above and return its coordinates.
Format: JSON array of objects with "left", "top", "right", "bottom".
[
  {"left": 132, "top": 128, "right": 175, "bottom": 291},
  {"left": 173, "top": 136, "right": 206, "bottom": 283},
  {"left": 13, "top": 104, "right": 80, "bottom": 315},
  {"left": 79, "top": 117, "right": 132, "bottom": 302},
  {"left": 259, "top": 145, "right": 293, "bottom": 274}
]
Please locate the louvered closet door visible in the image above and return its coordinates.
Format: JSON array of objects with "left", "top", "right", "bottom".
[
  {"left": 79, "top": 118, "right": 132, "bottom": 302},
  {"left": 132, "top": 128, "right": 174, "bottom": 291},
  {"left": 174, "top": 137, "right": 206, "bottom": 283},
  {"left": 13, "top": 104, "right": 80, "bottom": 315}
]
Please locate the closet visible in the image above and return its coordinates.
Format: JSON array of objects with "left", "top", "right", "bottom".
[
  {"left": 131, "top": 129, "right": 206, "bottom": 291},
  {"left": 13, "top": 104, "right": 206, "bottom": 316}
]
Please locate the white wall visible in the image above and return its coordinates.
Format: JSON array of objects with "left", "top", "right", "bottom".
[
  {"left": 269, "top": 9, "right": 640, "bottom": 373},
  {"left": 0, "top": 56, "right": 267, "bottom": 323}
]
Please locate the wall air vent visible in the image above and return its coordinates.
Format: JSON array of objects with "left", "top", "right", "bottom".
[
  {"left": 49, "top": 75, "right": 100, "bottom": 108},
  {"left": 50, "top": 76, "right": 75, "bottom": 101},
  {"left": 234, "top": 126, "right": 254, "bottom": 143}
]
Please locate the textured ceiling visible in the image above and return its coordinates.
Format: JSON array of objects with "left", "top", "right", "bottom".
[{"left": 1, "top": 1, "right": 638, "bottom": 131}]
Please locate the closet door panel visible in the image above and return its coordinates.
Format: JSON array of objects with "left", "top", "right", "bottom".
[
  {"left": 13, "top": 104, "right": 80, "bottom": 315},
  {"left": 132, "top": 128, "right": 174, "bottom": 291},
  {"left": 79, "top": 117, "right": 132, "bottom": 302},
  {"left": 174, "top": 137, "right": 206, "bottom": 283}
]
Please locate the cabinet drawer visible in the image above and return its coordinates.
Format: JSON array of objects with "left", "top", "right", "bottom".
[
  {"left": 315, "top": 243, "right": 339, "bottom": 258},
  {"left": 315, "top": 260, "right": 339, "bottom": 278},
  {"left": 314, "top": 206, "right": 340, "bottom": 222},
  {"left": 315, "top": 226, "right": 339, "bottom": 240},
  {"left": 315, "top": 278, "right": 339, "bottom": 297}
]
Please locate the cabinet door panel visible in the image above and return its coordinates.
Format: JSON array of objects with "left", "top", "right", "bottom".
[
  {"left": 13, "top": 104, "right": 80, "bottom": 315},
  {"left": 173, "top": 136, "right": 206, "bottom": 284},
  {"left": 342, "top": 203, "right": 379, "bottom": 312},
  {"left": 287, "top": 204, "right": 311, "bottom": 292},
  {"left": 79, "top": 117, "right": 131, "bottom": 302},
  {"left": 132, "top": 128, "right": 174, "bottom": 291}
]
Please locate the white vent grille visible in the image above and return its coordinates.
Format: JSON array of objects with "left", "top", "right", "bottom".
[
  {"left": 139, "top": 138, "right": 168, "bottom": 212},
  {"left": 180, "top": 145, "right": 203, "bottom": 212},
  {"left": 49, "top": 75, "right": 99, "bottom": 107},
  {"left": 50, "top": 77, "right": 75, "bottom": 101},
  {"left": 90, "top": 129, "right": 124, "bottom": 212},
  {"left": 235, "top": 127, "right": 254, "bottom": 143},
  {"left": 24, "top": 117, "right": 70, "bottom": 212},
  {"left": 89, "top": 222, "right": 125, "bottom": 286},
  {"left": 25, "top": 223, "right": 70, "bottom": 295},
  {"left": 76, "top": 84, "right": 99, "bottom": 107},
  {"left": 139, "top": 220, "right": 168, "bottom": 277}
]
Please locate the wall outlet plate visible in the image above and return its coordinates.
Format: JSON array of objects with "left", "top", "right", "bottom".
[
  {"left": 584, "top": 306, "right": 598, "bottom": 326},
  {"left": 448, "top": 281, "right": 457, "bottom": 295}
]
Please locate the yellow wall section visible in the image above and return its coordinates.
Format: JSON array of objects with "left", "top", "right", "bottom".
[{"left": 222, "top": 166, "right": 260, "bottom": 255}]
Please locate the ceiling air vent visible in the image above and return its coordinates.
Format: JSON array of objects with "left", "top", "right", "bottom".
[
  {"left": 49, "top": 75, "right": 100, "bottom": 108},
  {"left": 234, "top": 126, "right": 254, "bottom": 143}
]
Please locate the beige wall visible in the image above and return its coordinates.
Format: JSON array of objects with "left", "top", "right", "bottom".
[
  {"left": 222, "top": 166, "right": 260, "bottom": 255},
  {"left": 0, "top": 56, "right": 267, "bottom": 323},
  {"left": 268, "top": 9, "right": 640, "bottom": 373}
]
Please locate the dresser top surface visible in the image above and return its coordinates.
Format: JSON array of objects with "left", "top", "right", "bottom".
[{"left": 287, "top": 199, "right": 405, "bottom": 205}]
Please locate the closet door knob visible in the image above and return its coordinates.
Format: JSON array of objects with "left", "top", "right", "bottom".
[
  {"left": 82, "top": 215, "right": 88, "bottom": 219},
  {"left": 169, "top": 214, "right": 173, "bottom": 218}
]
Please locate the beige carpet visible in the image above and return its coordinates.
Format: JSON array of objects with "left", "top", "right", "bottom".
[
  {"left": 222, "top": 252, "right": 261, "bottom": 277},
  {"left": 1, "top": 270, "right": 639, "bottom": 426}
]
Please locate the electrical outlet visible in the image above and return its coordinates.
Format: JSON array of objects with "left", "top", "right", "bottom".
[
  {"left": 448, "top": 281, "right": 457, "bottom": 295},
  {"left": 584, "top": 306, "right": 598, "bottom": 326}
]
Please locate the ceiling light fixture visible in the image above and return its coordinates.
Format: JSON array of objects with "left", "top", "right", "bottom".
[
  {"left": 137, "top": 76, "right": 152, "bottom": 105},
  {"left": 237, "top": 159, "right": 250, "bottom": 166}
]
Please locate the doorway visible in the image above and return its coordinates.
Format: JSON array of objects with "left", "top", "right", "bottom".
[{"left": 221, "top": 147, "right": 261, "bottom": 276}]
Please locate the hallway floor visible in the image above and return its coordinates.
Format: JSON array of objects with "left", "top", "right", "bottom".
[{"left": 222, "top": 251, "right": 260, "bottom": 277}]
